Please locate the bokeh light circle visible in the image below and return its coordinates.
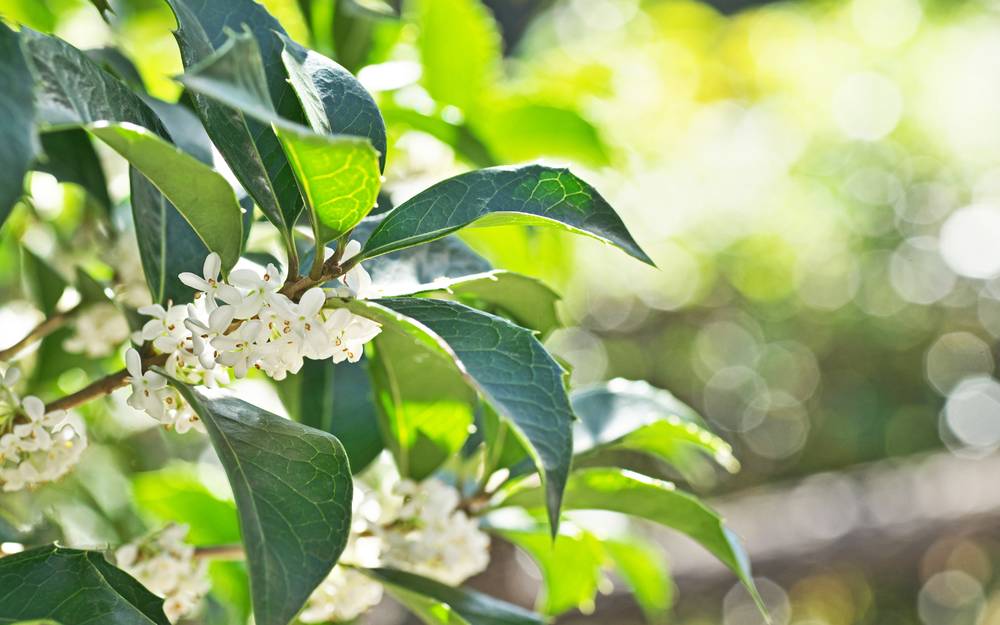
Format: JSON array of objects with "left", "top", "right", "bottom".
[
  {"left": 925, "top": 333, "right": 994, "bottom": 396},
  {"left": 917, "top": 571, "right": 985, "bottom": 625},
  {"left": 944, "top": 376, "right": 1000, "bottom": 449},
  {"left": 939, "top": 205, "right": 1000, "bottom": 279}
]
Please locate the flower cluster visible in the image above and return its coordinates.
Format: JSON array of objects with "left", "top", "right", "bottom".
[
  {"left": 125, "top": 249, "right": 381, "bottom": 432},
  {"left": 115, "top": 524, "right": 211, "bottom": 624},
  {"left": 300, "top": 477, "right": 491, "bottom": 622},
  {"left": 63, "top": 302, "right": 131, "bottom": 358},
  {"left": 0, "top": 367, "right": 87, "bottom": 492}
]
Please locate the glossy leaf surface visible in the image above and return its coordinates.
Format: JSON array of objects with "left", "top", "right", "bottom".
[
  {"left": 329, "top": 297, "right": 574, "bottom": 534},
  {"left": 168, "top": 380, "right": 353, "bottom": 625},
  {"left": 360, "top": 165, "right": 654, "bottom": 266},
  {"left": 502, "top": 468, "right": 763, "bottom": 614},
  {"left": 0, "top": 545, "right": 169, "bottom": 625},
  {"left": 0, "top": 24, "right": 37, "bottom": 228},
  {"left": 363, "top": 567, "right": 547, "bottom": 625},
  {"left": 278, "top": 33, "right": 387, "bottom": 170},
  {"left": 276, "top": 127, "right": 381, "bottom": 246}
]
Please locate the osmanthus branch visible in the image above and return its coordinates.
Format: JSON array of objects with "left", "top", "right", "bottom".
[
  {"left": 43, "top": 351, "right": 169, "bottom": 414},
  {"left": 193, "top": 544, "right": 245, "bottom": 560},
  {"left": 0, "top": 303, "right": 84, "bottom": 363}
]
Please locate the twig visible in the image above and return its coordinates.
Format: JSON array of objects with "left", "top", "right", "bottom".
[
  {"left": 193, "top": 544, "right": 245, "bottom": 560},
  {"left": 43, "top": 352, "right": 168, "bottom": 414},
  {"left": 0, "top": 304, "right": 82, "bottom": 363}
]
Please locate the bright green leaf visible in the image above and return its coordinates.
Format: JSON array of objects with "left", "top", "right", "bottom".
[
  {"left": 501, "top": 468, "right": 765, "bottom": 616},
  {"left": 415, "top": 0, "right": 501, "bottom": 113},
  {"left": 362, "top": 567, "right": 547, "bottom": 625},
  {"left": 20, "top": 247, "right": 66, "bottom": 317},
  {"left": 276, "top": 127, "right": 381, "bottom": 249},
  {"left": 131, "top": 464, "right": 240, "bottom": 545},
  {"left": 369, "top": 327, "right": 477, "bottom": 480},
  {"left": 603, "top": 536, "right": 672, "bottom": 622},
  {"left": 167, "top": 0, "right": 305, "bottom": 246},
  {"left": 383, "top": 108, "right": 496, "bottom": 168},
  {"left": 359, "top": 165, "right": 654, "bottom": 266},
  {"left": 0, "top": 23, "right": 37, "bottom": 229},
  {"left": 0, "top": 545, "right": 169, "bottom": 625},
  {"left": 497, "top": 525, "right": 605, "bottom": 616},
  {"left": 327, "top": 297, "right": 574, "bottom": 536},
  {"left": 472, "top": 102, "right": 610, "bottom": 167},
  {"left": 278, "top": 32, "right": 387, "bottom": 171},
  {"left": 167, "top": 379, "right": 354, "bottom": 625},
  {"left": 88, "top": 122, "right": 244, "bottom": 273}
]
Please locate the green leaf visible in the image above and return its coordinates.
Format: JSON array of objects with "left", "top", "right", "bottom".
[
  {"left": 35, "top": 129, "right": 111, "bottom": 214},
  {"left": 86, "top": 0, "right": 116, "bottom": 22},
  {"left": 275, "top": 357, "right": 384, "bottom": 473},
  {"left": 603, "top": 536, "right": 672, "bottom": 622},
  {"left": 276, "top": 127, "right": 381, "bottom": 249},
  {"left": 351, "top": 216, "right": 494, "bottom": 293},
  {"left": 328, "top": 297, "right": 574, "bottom": 536},
  {"left": 369, "top": 327, "right": 477, "bottom": 480},
  {"left": 166, "top": 379, "right": 354, "bottom": 625},
  {"left": 362, "top": 567, "right": 548, "bottom": 625},
  {"left": 20, "top": 247, "right": 66, "bottom": 317},
  {"left": 167, "top": 0, "right": 305, "bottom": 245},
  {"left": 571, "top": 379, "right": 738, "bottom": 481},
  {"left": 277, "top": 32, "right": 387, "bottom": 171},
  {"left": 496, "top": 525, "right": 605, "bottom": 616},
  {"left": 85, "top": 46, "right": 144, "bottom": 91},
  {"left": 472, "top": 103, "right": 610, "bottom": 167},
  {"left": 501, "top": 468, "right": 764, "bottom": 615},
  {"left": 359, "top": 165, "right": 654, "bottom": 266},
  {"left": 415, "top": 0, "right": 500, "bottom": 113},
  {"left": 131, "top": 464, "right": 240, "bottom": 545},
  {"left": 0, "top": 23, "right": 37, "bottom": 229},
  {"left": 405, "top": 271, "right": 562, "bottom": 339},
  {"left": 0, "top": 545, "right": 169, "bottom": 625},
  {"left": 89, "top": 123, "right": 243, "bottom": 272}
]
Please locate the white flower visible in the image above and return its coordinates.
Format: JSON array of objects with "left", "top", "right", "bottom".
[
  {"left": 115, "top": 524, "right": 210, "bottom": 624},
  {"left": 184, "top": 305, "right": 236, "bottom": 369},
  {"left": 63, "top": 303, "right": 130, "bottom": 358},
  {"left": 282, "top": 288, "right": 330, "bottom": 355},
  {"left": 0, "top": 367, "right": 21, "bottom": 390},
  {"left": 226, "top": 262, "right": 283, "bottom": 319},
  {"left": 124, "top": 348, "right": 170, "bottom": 421},
  {"left": 178, "top": 252, "right": 241, "bottom": 312},
  {"left": 299, "top": 565, "right": 383, "bottom": 623},
  {"left": 212, "top": 319, "right": 270, "bottom": 379}
]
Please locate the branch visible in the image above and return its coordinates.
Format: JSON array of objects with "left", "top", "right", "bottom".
[
  {"left": 0, "top": 304, "right": 82, "bottom": 362},
  {"left": 193, "top": 544, "right": 245, "bottom": 560},
  {"left": 43, "top": 352, "right": 168, "bottom": 414}
]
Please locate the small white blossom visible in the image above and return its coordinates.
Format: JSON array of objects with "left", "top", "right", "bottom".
[
  {"left": 115, "top": 524, "right": 211, "bottom": 624},
  {"left": 125, "top": 348, "right": 170, "bottom": 421},
  {"left": 63, "top": 303, "right": 130, "bottom": 358},
  {"left": 178, "top": 252, "right": 241, "bottom": 312},
  {"left": 225, "top": 262, "right": 283, "bottom": 319}
]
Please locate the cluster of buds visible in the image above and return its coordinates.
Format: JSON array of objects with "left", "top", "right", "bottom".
[
  {"left": 114, "top": 524, "right": 211, "bottom": 623},
  {"left": 301, "top": 477, "right": 491, "bottom": 622},
  {"left": 0, "top": 367, "right": 86, "bottom": 492},
  {"left": 125, "top": 247, "right": 381, "bottom": 432}
]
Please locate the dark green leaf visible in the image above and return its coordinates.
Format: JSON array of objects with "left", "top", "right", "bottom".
[
  {"left": 362, "top": 567, "right": 548, "bottom": 625},
  {"left": 0, "top": 545, "right": 169, "bottom": 625},
  {"left": 369, "top": 327, "right": 477, "bottom": 480},
  {"left": 603, "top": 536, "right": 672, "bottom": 621},
  {"left": 277, "top": 32, "right": 387, "bottom": 171},
  {"left": 167, "top": 0, "right": 305, "bottom": 245},
  {"left": 85, "top": 46, "right": 144, "bottom": 91},
  {"left": 495, "top": 525, "right": 604, "bottom": 616},
  {"left": 360, "top": 165, "right": 654, "bottom": 266},
  {"left": 415, "top": 0, "right": 500, "bottom": 113},
  {"left": 0, "top": 23, "right": 37, "bottom": 229},
  {"left": 275, "top": 357, "right": 384, "bottom": 473},
  {"left": 276, "top": 127, "right": 381, "bottom": 249},
  {"left": 407, "top": 271, "right": 562, "bottom": 338},
  {"left": 501, "top": 468, "right": 764, "bottom": 614},
  {"left": 35, "top": 129, "right": 111, "bottom": 213},
  {"left": 351, "top": 216, "right": 494, "bottom": 293},
  {"left": 166, "top": 379, "right": 353, "bottom": 625},
  {"left": 131, "top": 464, "right": 240, "bottom": 545},
  {"left": 20, "top": 247, "right": 66, "bottom": 316},
  {"left": 88, "top": 123, "right": 244, "bottom": 273},
  {"left": 329, "top": 297, "right": 574, "bottom": 535}
]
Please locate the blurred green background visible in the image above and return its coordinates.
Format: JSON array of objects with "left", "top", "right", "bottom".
[{"left": 4, "top": 0, "right": 1000, "bottom": 623}]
